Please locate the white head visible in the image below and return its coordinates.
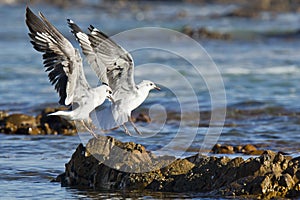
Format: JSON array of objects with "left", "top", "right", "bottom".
[
  {"left": 96, "top": 84, "right": 113, "bottom": 102},
  {"left": 138, "top": 80, "right": 161, "bottom": 91}
]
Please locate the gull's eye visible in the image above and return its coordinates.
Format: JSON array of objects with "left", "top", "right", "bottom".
[
  {"left": 109, "top": 90, "right": 112, "bottom": 94},
  {"left": 150, "top": 83, "right": 153, "bottom": 86}
]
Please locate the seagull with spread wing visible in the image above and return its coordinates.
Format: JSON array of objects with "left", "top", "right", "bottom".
[
  {"left": 68, "top": 21, "right": 160, "bottom": 135},
  {"left": 25, "top": 7, "right": 114, "bottom": 137}
]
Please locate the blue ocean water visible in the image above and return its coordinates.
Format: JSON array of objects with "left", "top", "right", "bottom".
[{"left": 0, "top": 2, "right": 300, "bottom": 199}]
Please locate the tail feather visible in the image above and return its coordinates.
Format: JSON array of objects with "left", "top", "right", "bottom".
[{"left": 48, "top": 110, "right": 72, "bottom": 120}]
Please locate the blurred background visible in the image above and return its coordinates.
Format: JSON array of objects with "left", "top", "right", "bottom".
[{"left": 1, "top": 0, "right": 300, "bottom": 198}]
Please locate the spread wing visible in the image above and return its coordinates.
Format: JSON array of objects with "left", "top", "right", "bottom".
[
  {"left": 26, "top": 7, "right": 90, "bottom": 106},
  {"left": 67, "top": 21, "right": 136, "bottom": 100}
]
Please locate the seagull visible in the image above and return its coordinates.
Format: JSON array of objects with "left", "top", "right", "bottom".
[
  {"left": 25, "top": 7, "right": 114, "bottom": 137},
  {"left": 67, "top": 21, "right": 160, "bottom": 135}
]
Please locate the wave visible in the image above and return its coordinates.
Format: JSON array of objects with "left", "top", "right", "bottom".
[{"left": 223, "top": 65, "right": 299, "bottom": 75}]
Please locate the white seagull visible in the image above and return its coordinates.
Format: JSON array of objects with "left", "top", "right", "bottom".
[
  {"left": 25, "top": 7, "right": 114, "bottom": 137},
  {"left": 67, "top": 21, "right": 160, "bottom": 135}
]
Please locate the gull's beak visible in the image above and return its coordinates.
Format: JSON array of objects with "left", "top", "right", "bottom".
[
  {"left": 154, "top": 86, "right": 161, "bottom": 91},
  {"left": 107, "top": 95, "right": 115, "bottom": 104}
]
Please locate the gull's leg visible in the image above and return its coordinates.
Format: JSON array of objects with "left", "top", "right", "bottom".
[
  {"left": 101, "top": 126, "right": 119, "bottom": 133},
  {"left": 122, "top": 124, "right": 132, "bottom": 136},
  {"left": 86, "top": 117, "right": 97, "bottom": 130},
  {"left": 81, "top": 120, "right": 98, "bottom": 138},
  {"left": 129, "top": 117, "right": 142, "bottom": 135}
]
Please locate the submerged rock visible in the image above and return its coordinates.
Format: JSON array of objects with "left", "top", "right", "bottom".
[
  {"left": 182, "top": 26, "right": 231, "bottom": 40},
  {"left": 58, "top": 136, "right": 300, "bottom": 198}
]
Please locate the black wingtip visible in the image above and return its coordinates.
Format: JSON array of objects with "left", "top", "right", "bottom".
[
  {"left": 26, "top": 5, "right": 31, "bottom": 13},
  {"left": 67, "top": 19, "right": 83, "bottom": 35},
  {"left": 67, "top": 19, "right": 73, "bottom": 24},
  {"left": 88, "top": 25, "right": 95, "bottom": 32},
  {"left": 25, "top": 6, "right": 34, "bottom": 20}
]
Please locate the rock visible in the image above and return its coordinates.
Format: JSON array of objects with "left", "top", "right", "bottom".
[
  {"left": 211, "top": 143, "right": 279, "bottom": 156},
  {"left": 37, "top": 107, "right": 76, "bottom": 135},
  {"left": 28, "top": 127, "right": 42, "bottom": 135},
  {"left": 242, "top": 144, "right": 257, "bottom": 153},
  {"left": 225, "top": 8, "right": 260, "bottom": 18},
  {"left": 133, "top": 113, "right": 151, "bottom": 123},
  {"left": 182, "top": 26, "right": 231, "bottom": 40},
  {"left": 161, "top": 159, "right": 195, "bottom": 176},
  {"left": 212, "top": 144, "right": 235, "bottom": 154},
  {"left": 182, "top": 25, "right": 194, "bottom": 37},
  {"left": 0, "top": 107, "right": 77, "bottom": 135},
  {"left": 58, "top": 137, "right": 300, "bottom": 198},
  {"left": 279, "top": 173, "right": 295, "bottom": 189},
  {"left": 5, "top": 113, "right": 36, "bottom": 127},
  {"left": 246, "top": 149, "right": 265, "bottom": 155},
  {"left": 0, "top": 109, "right": 152, "bottom": 136},
  {"left": 0, "top": 113, "right": 37, "bottom": 134},
  {"left": 287, "top": 183, "right": 300, "bottom": 198},
  {"left": 0, "top": 110, "right": 8, "bottom": 120}
]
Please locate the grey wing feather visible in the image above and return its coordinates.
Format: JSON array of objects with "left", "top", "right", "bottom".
[
  {"left": 67, "top": 20, "right": 109, "bottom": 85},
  {"left": 26, "top": 7, "right": 89, "bottom": 106},
  {"left": 88, "top": 26, "right": 136, "bottom": 96},
  {"left": 67, "top": 21, "right": 136, "bottom": 97}
]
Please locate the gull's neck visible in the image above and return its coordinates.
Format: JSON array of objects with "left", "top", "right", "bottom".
[
  {"left": 131, "top": 82, "right": 151, "bottom": 110},
  {"left": 136, "top": 83, "right": 151, "bottom": 94}
]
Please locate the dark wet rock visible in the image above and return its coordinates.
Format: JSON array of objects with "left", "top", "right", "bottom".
[
  {"left": 0, "top": 110, "right": 8, "bottom": 120},
  {"left": 0, "top": 107, "right": 77, "bottom": 135},
  {"left": 37, "top": 107, "right": 76, "bottom": 135},
  {"left": 0, "top": 108, "right": 152, "bottom": 135},
  {"left": 212, "top": 143, "right": 235, "bottom": 154},
  {"left": 212, "top": 143, "right": 267, "bottom": 155},
  {"left": 224, "top": 8, "right": 260, "bottom": 18},
  {"left": 0, "top": 113, "right": 37, "bottom": 134},
  {"left": 182, "top": 26, "right": 231, "bottom": 40},
  {"left": 132, "top": 113, "right": 151, "bottom": 123},
  {"left": 242, "top": 144, "right": 257, "bottom": 152},
  {"left": 5, "top": 113, "right": 36, "bottom": 127},
  {"left": 197, "top": 27, "right": 231, "bottom": 40},
  {"left": 58, "top": 138, "right": 300, "bottom": 198}
]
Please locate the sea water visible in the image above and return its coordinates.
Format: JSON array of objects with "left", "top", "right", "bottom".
[{"left": 0, "top": 2, "right": 300, "bottom": 199}]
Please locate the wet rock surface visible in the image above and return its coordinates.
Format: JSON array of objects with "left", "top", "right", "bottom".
[
  {"left": 212, "top": 144, "right": 267, "bottom": 155},
  {"left": 0, "top": 107, "right": 76, "bottom": 135},
  {"left": 0, "top": 108, "right": 151, "bottom": 135},
  {"left": 182, "top": 26, "right": 231, "bottom": 40},
  {"left": 58, "top": 136, "right": 300, "bottom": 199}
]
